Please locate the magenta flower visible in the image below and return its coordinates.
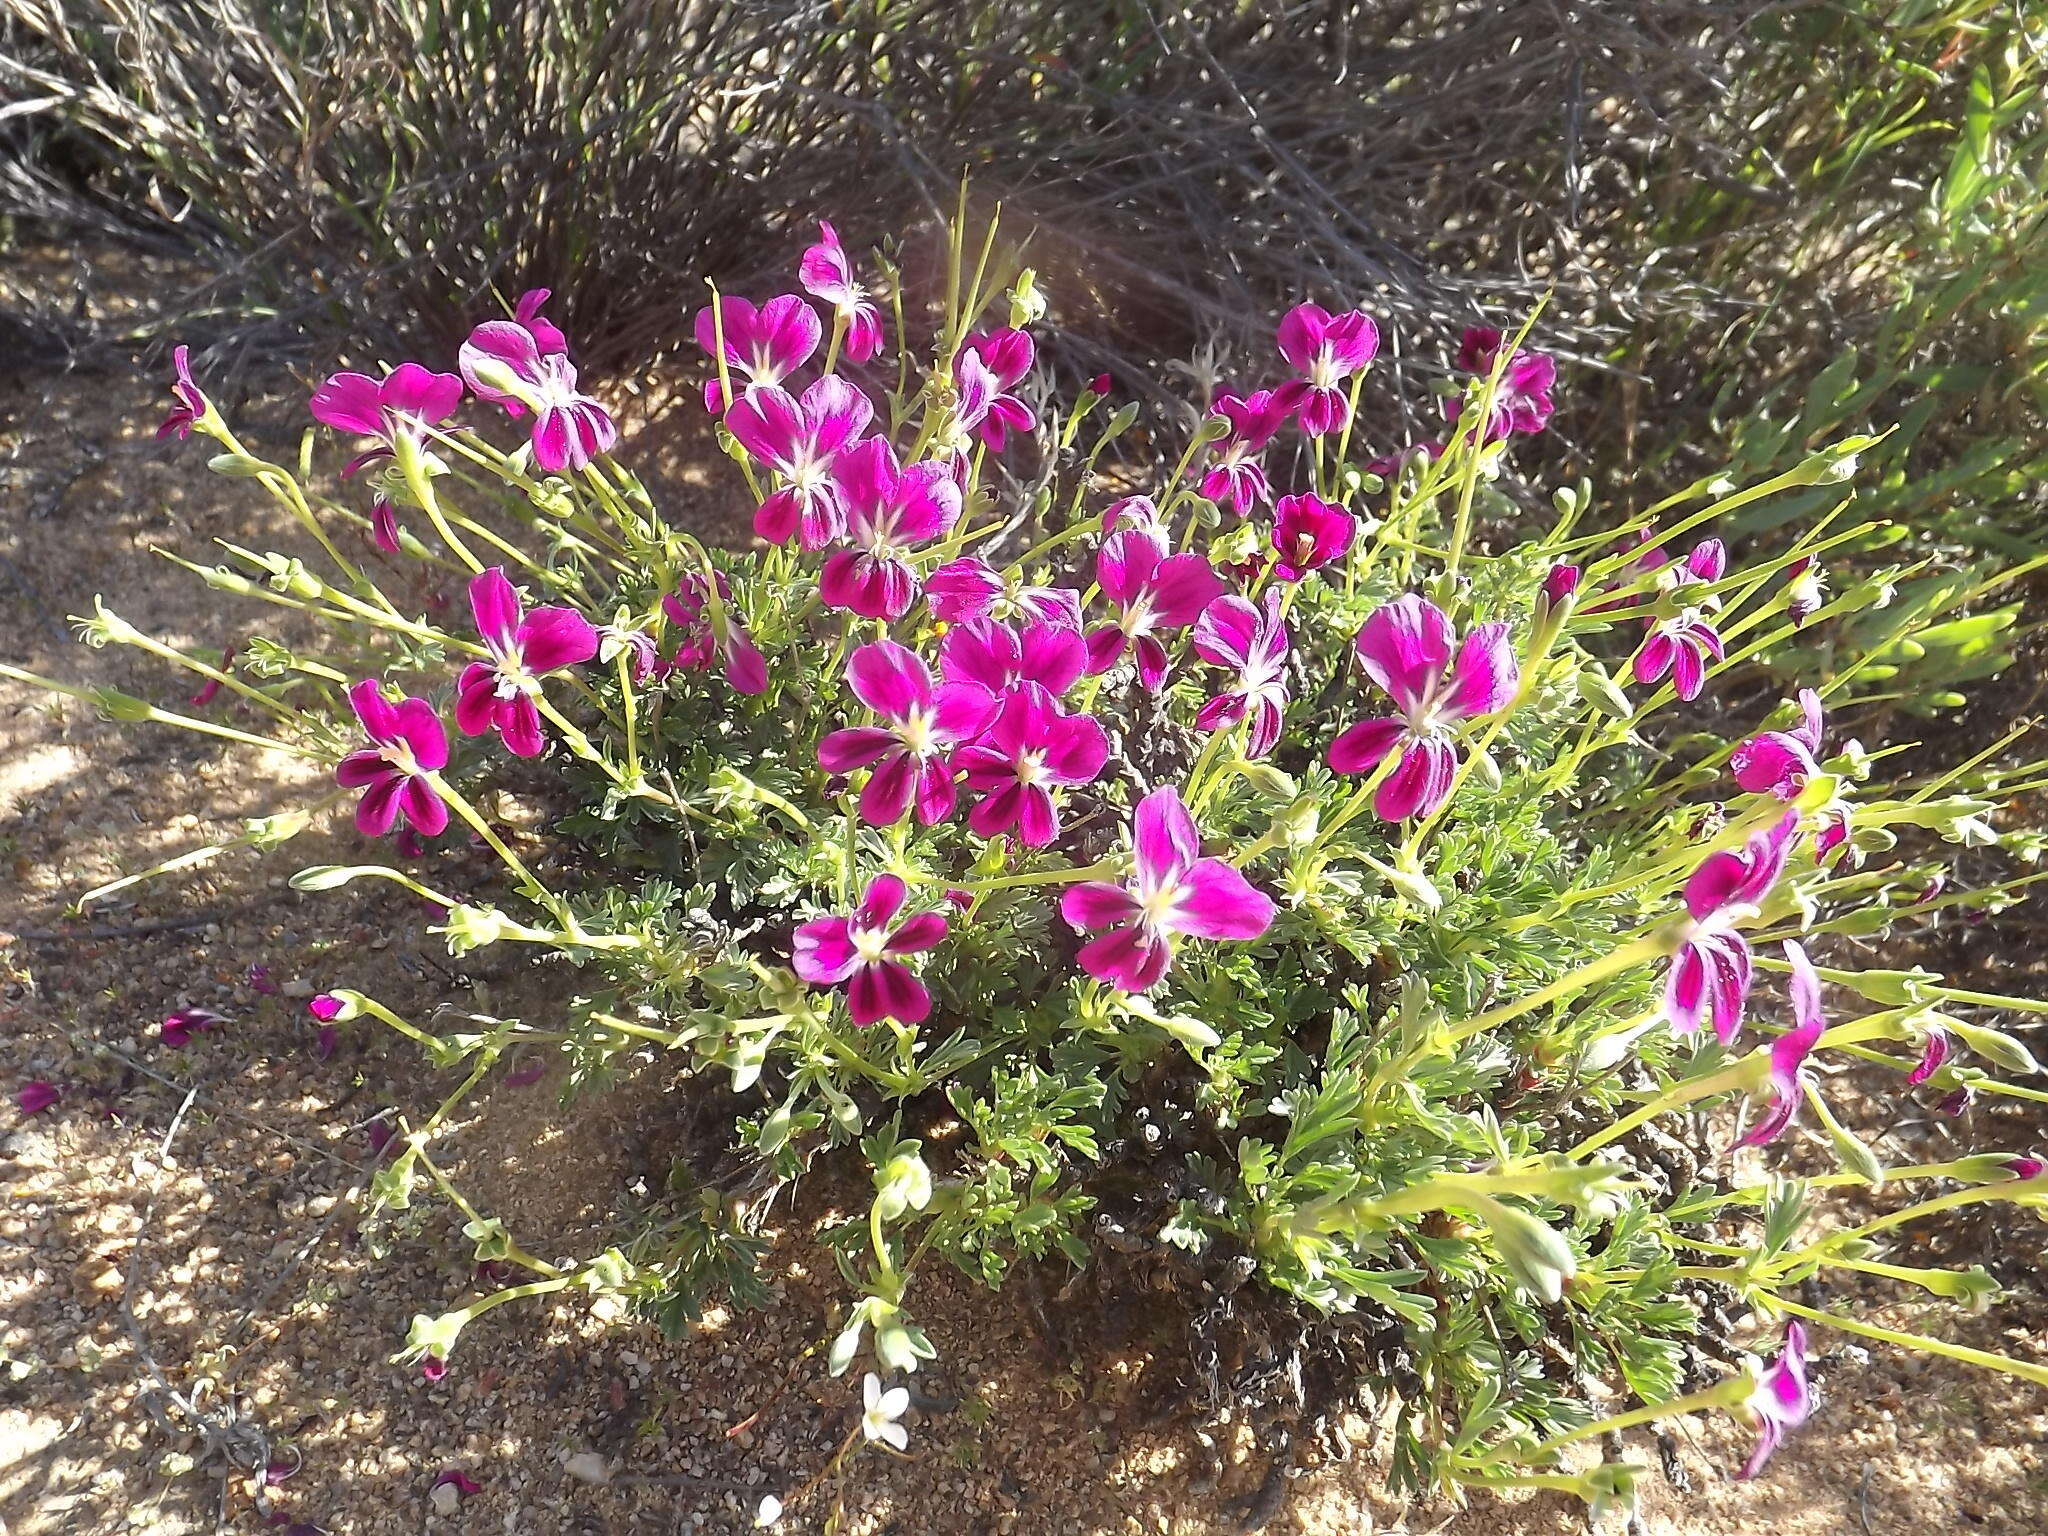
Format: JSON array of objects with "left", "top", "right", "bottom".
[
  {"left": 1104, "top": 495, "right": 1170, "bottom": 540},
  {"left": 161, "top": 1008, "right": 226, "bottom": 1048},
  {"left": 459, "top": 321, "right": 617, "bottom": 473},
  {"left": 1198, "top": 390, "right": 1290, "bottom": 514},
  {"left": 1733, "top": 941, "right": 1827, "bottom": 1149},
  {"left": 957, "top": 329, "right": 1036, "bottom": 451},
  {"left": 817, "top": 642, "right": 996, "bottom": 826},
  {"left": 337, "top": 679, "right": 450, "bottom": 837},
  {"left": 939, "top": 618, "right": 1086, "bottom": 703},
  {"left": 309, "top": 994, "right": 346, "bottom": 1022},
  {"left": 601, "top": 624, "right": 659, "bottom": 686},
  {"left": 2006, "top": 1154, "right": 2046, "bottom": 1180},
  {"left": 510, "top": 288, "right": 568, "bottom": 355},
  {"left": 1785, "top": 556, "right": 1825, "bottom": 625},
  {"left": 793, "top": 875, "right": 948, "bottom": 1026},
  {"left": 725, "top": 378, "right": 872, "bottom": 548},
  {"left": 1269, "top": 494, "right": 1355, "bottom": 583},
  {"left": 1060, "top": 787, "right": 1276, "bottom": 992},
  {"left": 1327, "top": 595, "right": 1518, "bottom": 821},
  {"left": 694, "top": 295, "right": 822, "bottom": 413},
  {"left": 1731, "top": 690, "right": 1825, "bottom": 800},
  {"left": 1272, "top": 304, "right": 1379, "bottom": 437},
  {"left": 1192, "top": 591, "right": 1291, "bottom": 759},
  {"left": 368, "top": 496, "right": 404, "bottom": 556},
  {"left": 189, "top": 642, "right": 240, "bottom": 708},
  {"left": 957, "top": 688, "right": 1108, "bottom": 846},
  {"left": 661, "top": 571, "right": 768, "bottom": 695},
  {"left": 310, "top": 363, "right": 464, "bottom": 478},
  {"left": 1907, "top": 1023, "right": 1952, "bottom": 1086},
  {"left": 924, "top": 558, "right": 1082, "bottom": 628},
  {"left": 157, "top": 345, "right": 210, "bottom": 440},
  {"left": 799, "top": 222, "right": 885, "bottom": 363},
  {"left": 818, "top": 438, "right": 960, "bottom": 621},
  {"left": 1735, "top": 1323, "right": 1812, "bottom": 1480},
  {"left": 1083, "top": 529, "right": 1225, "bottom": 690},
  {"left": 432, "top": 1470, "right": 483, "bottom": 1500},
  {"left": 17, "top": 1080, "right": 60, "bottom": 1116},
  {"left": 454, "top": 568, "right": 599, "bottom": 757},
  {"left": 1448, "top": 327, "right": 1557, "bottom": 441},
  {"left": 1542, "top": 563, "right": 1581, "bottom": 608},
  {"left": 1632, "top": 610, "right": 1725, "bottom": 702},
  {"left": 1665, "top": 812, "right": 1801, "bottom": 1043}
]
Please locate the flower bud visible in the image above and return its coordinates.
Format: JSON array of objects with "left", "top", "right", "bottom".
[
  {"left": 197, "top": 564, "right": 261, "bottom": 595},
  {"left": 91, "top": 687, "right": 155, "bottom": 723},
  {"left": 1237, "top": 761, "right": 1298, "bottom": 800},
  {"left": 1942, "top": 1019, "right": 2041, "bottom": 1076},
  {"left": 1006, "top": 269, "right": 1047, "bottom": 328},
  {"left": 1542, "top": 563, "right": 1581, "bottom": 607},
  {"left": 1575, "top": 666, "right": 1634, "bottom": 720},
  {"left": 874, "top": 1150, "right": 933, "bottom": 1221},
  {"left": 1274, "top": 795, "right": 1321, "bottom": 847},
  {"left": 1952, "top": 1152, "right": 2045, "bottom": 1184},
  {"left": 207, "top": 452, "right": 272, "bottom": 479},
  {"left": 1825, "top": 1121, "right": 1885, "bottom": 1186},
  {"left": 1102, "top": 401, "right": 1140, "bottom": 440},
  {"left": 1483, "top": 1202, "right": 1577, "bottom": 1304},
  {"left": 1468, "top": 746, "right": 1501, "bottom": 791},
  {"left": 437, "top": 903, "right": 513, "bottom": 953}
]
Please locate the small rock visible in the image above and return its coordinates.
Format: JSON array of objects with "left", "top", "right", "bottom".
[
  {"left": 563, "top": 1452, "right": 610, "bottom": 1486},
  {"left": 430, "top": 1481, "right": 461, "bottom": 1516},
  {"left": 282, "top": 979, "right": 315, "bottom": 999}
]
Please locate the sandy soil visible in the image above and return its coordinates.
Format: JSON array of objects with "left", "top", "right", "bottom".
[{"left": 4, "top": 238, "right": 2047, "bottom": 1536}]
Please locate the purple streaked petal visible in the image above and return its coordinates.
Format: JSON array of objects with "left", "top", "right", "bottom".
[
  {"left": 848, "top": 641, "right": 934, "bottom": 720},
  {"left": 858, "top": 751, "right": 917, "bottom": 826},
  {"left": 855, "top": 874, "right": 908, "bottom": 930},
  {"left": 1328, "top": 716, "right": 1406, "bottom": 775},
  {"left": 911, "top": 755, "right": 958, "bottom": 826},
  {"left": 1442, "top": 622, "right": 1518, "bottom": 721},
  {"left": 397, "top": 774, "right": 449, "bottom": 836},
  {"left": 1373, "top": 736, "right": 1457, "bottom": 821},
  {"left": 1172, "top": 858, "right": 1276, "bottom": 941},
  {"left": 817, "top": 726, "right": 897, "bottom": 773},
  {"left": 518, "top": 605, "right": 600, "bottom": 672},
  {"left": 381, "top": 362, "right": 464, "bottom": 425},
  {"left": 848, "top": 960, "right": 930, "bottom": 1026},
  {"left": 469, "top": 567, "right": 524, "bottom": 651},
  {"left": 1077, "top": 925, "right": 1171, "bottom": 992},
  {"left": 794, "top": 916, "right": 860, "bottom": 983},
  {"left": 1355, "top": 594, "right": 1453, "bottom": 716},
  {"left": 1133, "top": 636, "right": 1171, "bottom": 693},
  {"left": 1133, "top": 786, "right": 1200, "bottom": 884},
  {"left": 1096, "top": 528, "right": 1165, "bottom": 609},
  {"left": 309, "top": 372, "right": 389, "bottom": 437},
  {"left": 390, "top": 697, "right": 449, "bottom": 771},
  {"left": 1061, "top": 881, "right": 1141, "bottom": 931},
  {"left": 886, "top": 912, "right": 949, "bottom": 954},
  {"left": 349, "top": 677, "right": 402, "bottom": 743}
]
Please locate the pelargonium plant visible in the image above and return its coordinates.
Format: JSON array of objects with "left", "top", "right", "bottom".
[{"left": 11, "top": 209, "right": 2048, "bottom": 1526}]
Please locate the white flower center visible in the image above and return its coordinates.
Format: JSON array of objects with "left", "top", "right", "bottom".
[
  {"left": 852, "top": 926, "right": 891, "bottom": 965},
  {"left": 897, "top": 708, "right": 937, "bottom": 756},
  {"left": 1014, "top": 750, "right": 1048, "bottom": 786},
  {"left": 1137, "top": 877, "right": 1184, "bottom": 932}
]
